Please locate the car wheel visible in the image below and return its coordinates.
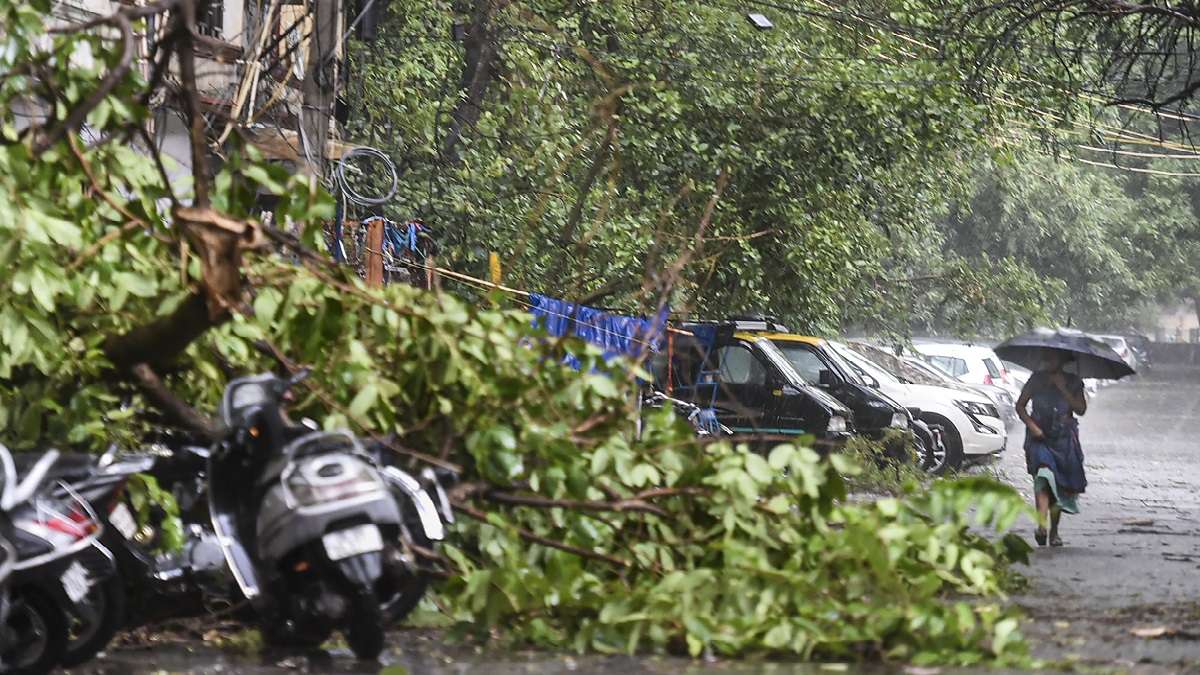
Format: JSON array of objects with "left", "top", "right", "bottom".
[
  {"left": 920, "top": 414, "right": 964, "bottom": 473},
  {"left": 914, "top": 427, "right": 948, "bottom": 476}
]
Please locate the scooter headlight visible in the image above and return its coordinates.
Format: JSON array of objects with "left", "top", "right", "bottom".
[
  {"left": 827, "top": 415, "right": 848, "bottom": 434},
  {"left": 286, "top": 456, "right": 384, "bottom": 508},
  {"left": 889, "top": 412, "right": 908, "bottom": 429}
]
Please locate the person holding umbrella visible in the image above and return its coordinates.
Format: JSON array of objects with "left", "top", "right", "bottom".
[
  {"left": 996, "top": 328, "right": 1135, "bottom": 547},
  {"left": 1014, "top": 350, "right": 1087, "bottom": 546}
]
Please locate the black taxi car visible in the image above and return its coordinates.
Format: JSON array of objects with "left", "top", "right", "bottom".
[{"left": 656, "top": 320, "right": 854, "bottom": 451}]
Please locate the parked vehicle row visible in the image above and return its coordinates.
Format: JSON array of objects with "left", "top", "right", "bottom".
[
  {"left": 651, "top": 318, "right": 1009, "bottom": 475},
  {"left": 0, "top": 369, "right": 454, "bottom": 673}
]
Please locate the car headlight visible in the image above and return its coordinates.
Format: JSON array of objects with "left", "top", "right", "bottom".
[
  {"left": 956, "top": 400, "right": 999, "bottom": 418},
  {"left": 889, "top": 412, "right": 908, "bottom": 428},
  {"left": 827, "top": 415, "right": 847, "bottom": 433}
]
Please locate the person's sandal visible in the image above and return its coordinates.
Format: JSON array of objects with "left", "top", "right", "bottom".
[
  {"left": 1050, "top": 534, "right": 1063, "bottom": 547},
  {"left": 1035, "top": 528, "right": 1047, "bottom": 546}
]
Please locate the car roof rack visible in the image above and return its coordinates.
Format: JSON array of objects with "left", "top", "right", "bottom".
[{"left": 680, "top": 315, "right": 791, "bottom": 333}]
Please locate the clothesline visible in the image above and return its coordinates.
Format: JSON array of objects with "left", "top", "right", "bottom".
[{"left": 392, "top": 258, "right": 693, "bottom": 336}]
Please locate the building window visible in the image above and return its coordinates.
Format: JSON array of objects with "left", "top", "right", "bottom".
[{"left": 197, "top": 0, "right": 223, "bottom": 38}]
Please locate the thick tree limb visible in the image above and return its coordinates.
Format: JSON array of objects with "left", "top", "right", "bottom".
[
  {"left": 104, "top": 293, "right": 217, "bottom": 372},
  {"left": 442, "top": 0, "right": 511, "bottom": 164},
  {"left": 559, "top": 118, "right": 619, "bottom": 245},
  {"left": 175, "top": 205, "right": 264, "bottom": 319},
  {"left": 176, "top": 0, "right": 211, "bottom": 208},
  {"left": 130, "top": 363, "right": 219, "bottom": 440}
]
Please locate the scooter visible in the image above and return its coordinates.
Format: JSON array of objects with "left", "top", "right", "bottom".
[
  {"left": 0, "top": 446, "right": 113, "bottom": 675},
  {"left": 209, "top": 370, "right": 445, "bottom": 659},
  {"left": 29, "top": 446, "right": 234, "bottom": 665}
]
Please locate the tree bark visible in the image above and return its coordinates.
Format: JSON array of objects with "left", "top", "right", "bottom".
[
  {"left": 559, "top": 119, "right": 618, "bottom": 246},
  {"left": 103, "top": 293, "right": 217, "bottom": 372},
  {"left": 442, "top": 0, "right": 507, "bottom": 164},
  {"left": 130, "top": 363, "right": 219, "bottom": 440}
]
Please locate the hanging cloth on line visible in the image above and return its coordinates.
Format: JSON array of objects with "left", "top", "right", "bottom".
[{"left": 528, "top": 294, "right": 670, "bottom": 364}]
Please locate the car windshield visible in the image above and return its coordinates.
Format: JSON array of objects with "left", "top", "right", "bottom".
[
  {"left": 846, "top": 342, "right": 945, "bottom": 386},
  {"left": 754, "top": 338, "right": 811, "bottom": 388},
  {"left": 926, "top": 354, "right": 969, "bottom": 378},
  {"left": 911, "top": 356, "right": 957, "bottom": 380},
  {"left": 755, "top": 339, "right": 848, "bottom": 411},
  {"left": 828, "top": 341, "right": 899, "bottom": 386},
  {"left": 772, "top": 341, "right": 865, "bottom": 386}
]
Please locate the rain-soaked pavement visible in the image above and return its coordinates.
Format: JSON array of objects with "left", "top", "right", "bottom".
[
  {"left": 997, "top": 365, "right": 1200, "bottom": 670},
  {"left": 75, "top": 368, "right": 1200, "bottom": 674}
]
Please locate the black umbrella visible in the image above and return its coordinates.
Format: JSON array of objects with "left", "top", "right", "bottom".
[{"left": 994, "top": 327, "right": 1135, "bottom": 380}]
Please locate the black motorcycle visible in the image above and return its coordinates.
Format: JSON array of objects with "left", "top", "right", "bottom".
[{"left": 209, "top": 370, "right": 445, "bottom": 660}]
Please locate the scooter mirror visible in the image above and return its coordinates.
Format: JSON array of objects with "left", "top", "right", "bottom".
[
  {"left": 288, "top": 367, "right": 312, "bottom": 387},
  {"left": 6, "top": 449, "right": 59, "bottom": 510},
  {"left": 98, "top": 443, "right": 118, "bottom": 469}
]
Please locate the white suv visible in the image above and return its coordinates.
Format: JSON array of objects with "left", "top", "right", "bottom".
[
  {"left": 833, "top": 342, "right": 1007, "bottom": 472},
  {"left": 912, "top": 341, "right": 1022, "bottom": 401},
  {"left": 1093, "top": 334, "right": 1137, "bottom": 371}
]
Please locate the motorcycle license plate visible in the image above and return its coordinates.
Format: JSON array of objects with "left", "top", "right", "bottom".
[
  {"left": 109, "top": 502, "right": 138, "bottom": 540},
  {"left": 61, "top": 561, "right": 92, "bottom": 603},
  {"left": 322, "top": 524, "right": 383, "bottom": 561}
]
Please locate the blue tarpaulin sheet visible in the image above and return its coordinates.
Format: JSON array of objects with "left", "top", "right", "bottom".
[{"left": 528, "top": 294, "right": 669, "bottom": 365}]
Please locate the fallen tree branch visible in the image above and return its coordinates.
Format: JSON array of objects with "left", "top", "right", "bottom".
[
  {"left": 482, "top": 490, "right": 669, "bottom": 518},
  {"left": 70, "top": 220, "right": 142, "bottom": 270},
  {"left": 36, "top": 12, "right": 135, "bottom": 153},
  {"left": 635, "top": 486, "right": 709, "bottom": 500},
  {"left": 104, "top": 293, "right": 219, "bottom": 372},
  {"left": 130, "top": 363, "right": 219, "bottom": 440},
  {"left": 455, "top": 502, "right": 632, "bottom": 568},
  {"left": 253, "top": 339, "right": 461, "bottom": 472}
]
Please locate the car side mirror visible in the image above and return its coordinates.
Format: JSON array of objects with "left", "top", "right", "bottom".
[
  {"left": 863, "top": 373, "right": 880, "bottom": 389},
  {"left": 818, "top": 369, "right": 838, "bottom": 387}
]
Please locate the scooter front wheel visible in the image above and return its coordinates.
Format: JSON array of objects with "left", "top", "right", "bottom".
[
  {"left": 61, "top": 567, "right": 125, "bottom": 667},
  {"left": 4, "top": 585, "right": 68, "bottom": 675},
  {"left": 345, "top": 591, "right": 385, "bottom": 661}
]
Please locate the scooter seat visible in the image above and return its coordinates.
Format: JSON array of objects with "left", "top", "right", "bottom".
[{"left": 12, "top": 451, "right": 95, "bottom": 483}]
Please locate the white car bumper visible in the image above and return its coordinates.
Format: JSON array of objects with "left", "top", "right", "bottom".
[{"left": 955, "top": 410, "right": 1008, "bottom": 456}]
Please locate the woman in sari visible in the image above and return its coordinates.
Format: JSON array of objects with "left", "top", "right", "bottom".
[{"left": 1016, "top": 349, "right": 1088, "bottom": 546}]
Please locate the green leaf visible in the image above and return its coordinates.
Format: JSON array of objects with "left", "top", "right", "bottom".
[{"left": 348, "top": 382, "right": 379, "bottom": 418}]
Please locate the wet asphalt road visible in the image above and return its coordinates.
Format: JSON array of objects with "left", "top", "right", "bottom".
[
  {"left": 75, "top": 368, "right": 1200, "bottom": 674},
  {"left": 997, "top": 366, "right": 1200, "bottom": 670}
]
